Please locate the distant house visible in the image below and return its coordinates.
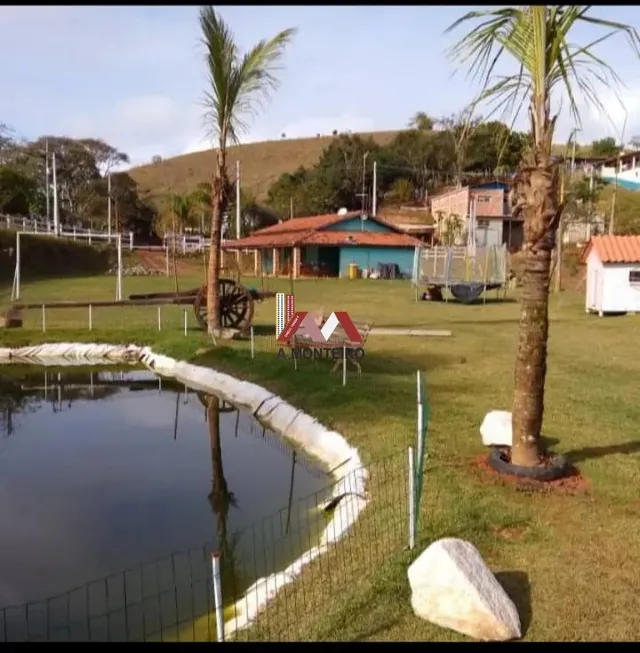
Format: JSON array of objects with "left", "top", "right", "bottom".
[
  {"left": 583, "top": 235, "right": 640, "bottom": 315},
  {"left": 598, "top": 149, "right": 640, "bottom": 191},
  {"left": 222, "top": 210, "right": 421, "bottom": 279},
  {"left": 429, "top": 181, "right": 523, "bottom": 250},
  {"left": 376, "top": 206, "right": 435, "bottom": 245}
]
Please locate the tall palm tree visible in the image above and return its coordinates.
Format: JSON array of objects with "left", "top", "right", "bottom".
[
  {"left": 447, "top": 6, "right": 640, "bottom": 467},
  {"left": 199, "top": 6, "right": 296, "bottom": 337}
]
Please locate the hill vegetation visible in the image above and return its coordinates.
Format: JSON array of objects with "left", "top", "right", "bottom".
[
  {"left": 129, "top": 131, "right": 399, "bottom": 202},
  {"left": 2, "top": 116, "right": 635, "bottom": 242}
]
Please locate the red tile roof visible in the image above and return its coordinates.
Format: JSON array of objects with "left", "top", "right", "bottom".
[
  {"left": 224, "top": 229, "right": 420, "bottom": 250},
  {"left": 223, "top": 211, "right": 420, "bottom": 249},
  {"left": 253, "top": 211, "right": 360, "bottom": 235},
  {"left": 584, "top": 235, "right": 640, "bottom": 264},
  {"left": 301, "top": 230, "right": 421, "bottom": 247}
]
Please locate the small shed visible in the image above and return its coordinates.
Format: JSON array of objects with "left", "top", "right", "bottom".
[{"left": 583, "top": 235, "right": 640, "bottom": 315}]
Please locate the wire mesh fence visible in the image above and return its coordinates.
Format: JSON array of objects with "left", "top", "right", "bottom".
[{"left": 0, "top": 449, "right": 412, "bottom": 642}]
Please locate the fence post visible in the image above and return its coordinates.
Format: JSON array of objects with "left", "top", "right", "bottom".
[
  {"left": 12, "top": 232, "right": 21, "bottom": 301},
  {"left": 88, "top": 304, "right": 93, "bottom": 331},
  {"left": 129, "top": 232, "right": 133, "bottom": 250},
  {"left": 157, "top": 306, "right": 162, "bottom": 331},
  {"left": 408, "top": 446, "right": 416, "bottom": 550},
  {"left": 41, "top": 304, "right": 46, "bottom": 333},
  {"left": 414, "top": 371, "right": 428, "bottom": 533},
  {"left": 250, "top": 326, "right": 255, "bottom": 359},
  {"left": 211, "top": 552, "right": 225, "bottom": 642},
  {"left": 342, "top": 345, "right": 347, "bottom": 386},
  {"left": 88, "top": 229, "right": 92, "bottom": 245},
  {"left": 183, "top": 309, "right": 188, "bottom": 336},
  {"left": 165, "top": 246, "right": 169, "bottom": 277}
]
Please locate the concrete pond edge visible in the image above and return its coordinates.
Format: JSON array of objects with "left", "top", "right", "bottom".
[{"left": 0, "top": 342, "right": 369, "bottom": 639}]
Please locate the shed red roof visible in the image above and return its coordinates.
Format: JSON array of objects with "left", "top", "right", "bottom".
[{"left": 583, "top": 235, "right": 640, "bottom": 264}]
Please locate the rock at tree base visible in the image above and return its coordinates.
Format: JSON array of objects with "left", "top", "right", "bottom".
[
  {"left": 480, "top": 410, "right": 512, "bottom": 447},
  {"left": 0, "top": 309, "right": 23, "bottom": 328},
  {"left": 407, "top": 538, "right": 521, "bottom": 641}
]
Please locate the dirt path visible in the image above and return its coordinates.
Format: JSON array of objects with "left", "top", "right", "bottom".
[{"left": 134, "top": 248, "right": 203, "bottom": 277}]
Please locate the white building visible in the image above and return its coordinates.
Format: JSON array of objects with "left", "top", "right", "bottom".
[
  {"left": 584, "top": 235, "right": 640, "bottom": 316},
  {"left": 598, "top": 149, "right": 640, "bottom": 191}
]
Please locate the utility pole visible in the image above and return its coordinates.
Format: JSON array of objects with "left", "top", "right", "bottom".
[
  {"left": 107, "top": 173, "right": 112, "bottom": 241},
  {"left": 361, "top": 152, "right": 369, "bottom": 214},
  {"left": 235, "top": 160, "right": 241, "bottom": 239},
  {"left": 45, "top": 140, "right": 50, "bottom": 228},
  {"left": 372, "top": 161, "right": 377, "bottom": 216},
  {"left": 52, "top": 152, "right": 59, "bottom": 235}
]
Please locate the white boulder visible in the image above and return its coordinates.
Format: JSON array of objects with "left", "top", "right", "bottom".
[
  {"left": 407, "top": 538, "right": 521, "bottom": 641},
  {"left": 480, "top": 410, "right": 512, "bottom": 447}
]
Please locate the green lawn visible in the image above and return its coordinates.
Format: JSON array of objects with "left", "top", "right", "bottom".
[{"left": 2, "top": 274, "right": 640, "bottom": 641}]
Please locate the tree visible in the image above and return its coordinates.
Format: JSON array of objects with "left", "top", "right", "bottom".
[
  {"left": 591, "top": 137, "right": 620, "bottom": 157},
  {"left": 448, "top": 6, "right": 640, "bottom": 467},
  {"left": 408, "top": 111, "right": 435, "bottom": 131},
  {"left": 199, "top": 6, "right": 296, "bottom": 337},
  {"left": 0, "top": 165, "right": 39, "bottom": 215},
  {"left": 266, "top": 166, "right": 322, "bottom": 217},
  {"left": 312, "top": 134, "right": 381, "bottom": 212},
  {"left": 630, "top": 135, "right": 640, "bottom": 150},
  {"left": 465, "top": 121, "right": 529, "bottom": 173}
]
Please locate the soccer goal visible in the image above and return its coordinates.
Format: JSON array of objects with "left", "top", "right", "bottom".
[{"left": 10, "top": 230, "right": 124, "bottom": 302}]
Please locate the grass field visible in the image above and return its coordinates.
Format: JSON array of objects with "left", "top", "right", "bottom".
[{"left": 2, "top": 274, "right": 640, "bottom": 641}]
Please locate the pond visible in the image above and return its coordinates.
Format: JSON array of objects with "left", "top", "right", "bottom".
[{"left": 0, "top": 365, "right": 333, "bottom": 641}]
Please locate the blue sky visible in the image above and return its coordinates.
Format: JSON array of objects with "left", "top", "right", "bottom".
[{"left": 2, "top": 5, "right": 640, "bottom": 167}]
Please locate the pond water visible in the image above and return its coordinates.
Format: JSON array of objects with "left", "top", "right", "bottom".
[{"left": 0, "top": 366, "right": 332, "bottom": 641}]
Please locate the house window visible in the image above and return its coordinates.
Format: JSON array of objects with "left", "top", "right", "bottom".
[
  {"left": 476, "top": 195, "right": 491, "bottom": 203},
  {"left": 477, "top": 219, "right": 490, "bottom": 228},
  {"left": 629, "top": 269, "right": 640, "bottom": 284}
]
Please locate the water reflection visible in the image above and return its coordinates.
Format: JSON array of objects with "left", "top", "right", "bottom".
[{"left": 0, "top": 366, "right": 330, "bottom": 618}]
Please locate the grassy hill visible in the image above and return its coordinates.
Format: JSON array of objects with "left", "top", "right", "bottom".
[
  {"left": 128, "top": 130, "right": 595, "bottom": 203},
  {"left": 129, "top": 131, "right": 399, "bottom": 202}
]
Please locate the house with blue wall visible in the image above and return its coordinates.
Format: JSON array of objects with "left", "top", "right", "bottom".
[{"left": 222, "top": 210, "right": 421, "bottom": 278}]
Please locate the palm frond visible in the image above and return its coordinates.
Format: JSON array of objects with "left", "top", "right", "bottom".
[
  {"left": 199, "top": 6, "right": 296, "bottom": 149},
  {"left": 446, "top": 5, "right": 640, "bottom": 154}
]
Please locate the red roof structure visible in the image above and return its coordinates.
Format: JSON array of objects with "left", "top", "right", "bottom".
[
  {"left": 223, "top": 212, "right": 422, "bottom": 249},
  {"left": 582, "top": 235, "right": 640, "bottom": 264}
]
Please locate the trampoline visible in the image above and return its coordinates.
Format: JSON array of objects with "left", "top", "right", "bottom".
[{"left": 412, "top": 245, "right": 509, "bottom": 304}]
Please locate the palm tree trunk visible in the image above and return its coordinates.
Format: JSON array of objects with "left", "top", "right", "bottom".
[
  {"left": 207, "top": 151, "right": 226, "bottom": 336},
  {"left": 206, "top": 395, "right": 231, "bottom": 549},
  {"left": 511, "top": 159, "right": 558, "bottom": 467}
]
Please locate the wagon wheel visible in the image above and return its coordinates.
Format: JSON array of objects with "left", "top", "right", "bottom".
[
  {"left": 193, "top": 279, "right": 255, "bottom": 331},
  {"left": 197, "top": 393, "right": 238, "bottom": 412}
]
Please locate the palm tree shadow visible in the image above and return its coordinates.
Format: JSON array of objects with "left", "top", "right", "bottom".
[
  {"left": 494, "top": 571, "right": 532, "bottom": 637},
  {"left": 564, "top": 440, "right": 640, "bottom": 464}
]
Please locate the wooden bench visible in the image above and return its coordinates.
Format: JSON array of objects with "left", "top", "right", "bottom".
[{"left": 291, "top": 316, "right": 374, "bottom": 376}]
